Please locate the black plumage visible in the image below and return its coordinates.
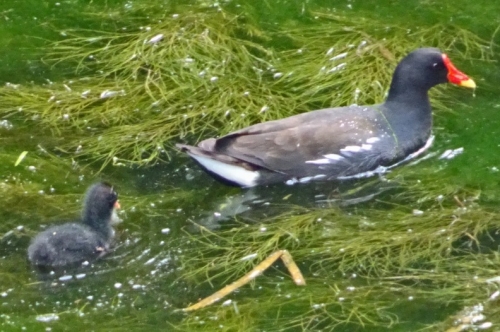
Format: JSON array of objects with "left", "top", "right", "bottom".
[
  {"left": 178, "top": 48, "right": 475, "bottom": 187},
  {"left": 28, "top": 182, "right": 120, "bottom": 269}
]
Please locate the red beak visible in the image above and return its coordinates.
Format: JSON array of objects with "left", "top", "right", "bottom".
[{"left": 442, "top": 54, "right": 476, "bottom": 88}]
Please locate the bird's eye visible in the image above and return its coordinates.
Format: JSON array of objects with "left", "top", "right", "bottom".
[{"left": 432, "top": 62, "right": 438, "bottom": 68}]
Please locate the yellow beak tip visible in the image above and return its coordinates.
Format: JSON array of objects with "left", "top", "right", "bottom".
[{"left": 459, "top": 78, "right": 476, "bottom": 89}]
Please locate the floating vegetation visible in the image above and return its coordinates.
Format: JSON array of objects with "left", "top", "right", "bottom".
[
  {"left": 0, "top": 1, "right": 499, "bottom": 331},
  {"left": 277, "top": 12, "right": 492, "bottom": 109},
  {"left": 166, "top": 158, "right": 500, "bottom": 330},
  {"left": 183, "top": 249, "right": 305, "bottom": 311},
  {"left": 0, "top": 3, "right": 492, "bottom": 167}
]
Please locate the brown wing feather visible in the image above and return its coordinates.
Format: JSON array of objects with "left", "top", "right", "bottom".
[{"left": 207, "top": 107, "right": 393, "bottom": 177}]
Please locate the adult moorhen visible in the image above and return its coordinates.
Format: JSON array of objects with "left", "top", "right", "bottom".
[
  {"left": 177, "top": 48, "right": 476, "bottom": 187},
  {"left": 28, "top": 182, "right": 121, "bottom": 269}
]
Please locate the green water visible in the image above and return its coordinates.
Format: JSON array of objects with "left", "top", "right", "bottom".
[{"left": 1, "top": 0, "right": 500, "bottom": 331}]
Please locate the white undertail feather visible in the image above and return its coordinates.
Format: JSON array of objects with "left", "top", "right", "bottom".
[{"left": 189, "top": 153, "right": 260, "bottom": 187}]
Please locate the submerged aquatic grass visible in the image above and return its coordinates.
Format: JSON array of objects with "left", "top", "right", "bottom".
[
  {"left": 0, "top": 4, "right": 491, "bottom": 167},
  {"left": 278, "top": 13, "right": 491, "bottom": 109},
  {"left": 0, "top": 2, "right": 498, "bottom": 331},
  {"left": 175, "top": 163, "right": 500, "bottom": 330}
]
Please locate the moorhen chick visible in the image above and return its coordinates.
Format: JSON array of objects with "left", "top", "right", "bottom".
[
  {"left": 28, "top": 182, "right": 120, "bottom": 269},
  {"left": 177, "top": 48, "right": 476, "bottom": 187}
]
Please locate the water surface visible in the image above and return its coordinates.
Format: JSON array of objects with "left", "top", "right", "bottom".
[{"left": 1, "top": 0, "right": 500, "bottom": 331}]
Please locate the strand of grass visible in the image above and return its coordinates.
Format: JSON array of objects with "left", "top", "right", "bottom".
[
  {"left": 170, "top": 168, "right": 500, "bottom": 329},
  {"left": 183, "top": 250, "right": 305, "bottom": 311},
  {"left": 176, "top": 279, "right": 419, "bottom": 331},
  {"left": 176, "top": 166, "right": 493, "bottom": 282},
  {"left": 0, "top": 8, "right": 492, "bottom": 168},
  {"left": 176, "top": 262, "right": 500, "bottom": 331},
  {"left": 277, "top": 19, "right": 491, "bottom": 110}
]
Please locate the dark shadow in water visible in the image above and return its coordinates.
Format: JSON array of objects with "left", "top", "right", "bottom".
[
  {"left": 190, "top": 175, "right": 401, "bottom": 231},
  {"left": 453, "top": 228, "right": 500, "bottom": 254}
]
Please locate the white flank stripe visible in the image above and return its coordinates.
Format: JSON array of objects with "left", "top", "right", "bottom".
[
  {"left": 305, "top": 158, "right": 330, "bottom": 164},
  {"left": 341, "top": 145, "right": 362, "bottom": 153},
  {"left": 403, "top": 135, "right": 435, "bottom": 162},
  {"left": 366, "top": 137, "right": 380, "bottom": 144},
  {"left": 337, "top": 135, "right": 436, "bottom": 180},
  {"left": 299, "top": 176, "right": 313, "bottom": 183},
  {"left": 306, "top": 153, "right": 344, "bottom": 165},
  {"left": 324, "top": 154, "right": 344, "bottom": 160},
  {"left": 189, "top": 154, "right": 259, "bottom": 187}
]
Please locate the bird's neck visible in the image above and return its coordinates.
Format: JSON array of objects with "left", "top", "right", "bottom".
[
  {"left": 386, "top": 78, "right": 431, "bottom": 104},
  {"left": 384, "top": 78, "right": 432, "bottom": 119},
  {"left": 83, "top": 208, "right": 113, "bottom": 240},
  {"left": 382, "top": 88, "right": 433, "bottom": 147}
]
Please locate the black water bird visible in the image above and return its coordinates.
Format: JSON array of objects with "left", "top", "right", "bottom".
[
  {"left": 28, "top": 182, "right": 120, "bottom": 269},
  {"left": 178, "top": 48, "right": 476, "bottom": 187}
]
